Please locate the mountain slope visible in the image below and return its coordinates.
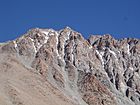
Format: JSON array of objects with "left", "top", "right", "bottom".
[{"left": 0, "top": 27, "right": 140, "bottom": 105}]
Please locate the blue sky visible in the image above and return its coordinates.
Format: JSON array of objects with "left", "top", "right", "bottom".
[{"left": 0, "top": 0, "right": 140, "bottom": 42}]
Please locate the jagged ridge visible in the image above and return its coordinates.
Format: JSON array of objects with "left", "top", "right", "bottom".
[{"left": 0, "top": 27, "right": 140, "bottom": 105}]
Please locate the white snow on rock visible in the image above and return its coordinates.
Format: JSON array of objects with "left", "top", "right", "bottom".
[
  {"left": 54, "top": 31, "right": 59, "bottom": 57},
  {"left": 85, "top": 69, "right": 91, "bottom": 73},
  {"left": 13, "top": 41, "right": 18, "bottom": 48},
  {"left": 42, "top": 31, "right": 49, "bottom": 36},
  {"left": 108, "top": 48, "right": 118, "bottom": 59},
  {"left": 59, "top": 30, "right": 71, "bottom": 62},
  {"left": 127, "top": 44, "right": 131, "bottom": 55},
  {"left": 28, "top": 37, "right": 37, "bottom": 53},
  {"left": 129, "top": 67, "right": 134, "bottom": 71},
  {"left": 40, "top": 30, "right": 49, "bottom": 44},
  {"left": 71, "top": 53, "right": 74, "bottom": 63},
  {"left": 13, "top": 40, "right": 19, "bottom": 53},
  {"left": 44, "top": 35, "right": 49, "bottom": 44},
  {"left": 95, "top": 50, "right": 104, "bottom": 66},
  {"left": 100, "top": 51, "right": 104, "bottom": 56},
  {"left": 55, "top": 35, "right": 59, "bottom": 56},
  {"left": 89, "top": 45, "right": 92, "bottom": 49}
]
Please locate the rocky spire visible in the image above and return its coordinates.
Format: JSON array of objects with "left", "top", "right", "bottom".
[{"left": 0, "top": 27, "right": 140, "bottom": 105}]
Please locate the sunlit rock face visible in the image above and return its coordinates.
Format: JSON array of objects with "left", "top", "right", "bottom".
[{"left": 0, "top": 27, "right": 140, "bottom": 105}]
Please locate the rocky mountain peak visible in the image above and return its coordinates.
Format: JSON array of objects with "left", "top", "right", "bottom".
[{"left": 0, "top": 27, "right": 140, "bottom": 105}]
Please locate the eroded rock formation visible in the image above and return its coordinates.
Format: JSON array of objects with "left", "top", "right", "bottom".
[{"left": 0, "top": 27, "right": 140, "bottom": 105}]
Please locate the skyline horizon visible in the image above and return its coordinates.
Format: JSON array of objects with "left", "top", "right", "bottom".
[
  {"left": 1, "top": 26, "right": 139, "bottom": 43},
  {"left": 0, "top": 0, "right": 140, "bottom": 42}
]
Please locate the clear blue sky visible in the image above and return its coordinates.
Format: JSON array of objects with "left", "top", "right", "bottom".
[{"left": 0, "top": 0, "right": 140, "bottom": 42}]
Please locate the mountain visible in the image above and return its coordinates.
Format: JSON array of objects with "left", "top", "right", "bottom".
[{"left": 0, "top": 27, "right": 140, "bottom": 105}]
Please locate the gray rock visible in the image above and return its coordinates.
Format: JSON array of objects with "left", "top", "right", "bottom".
[{"left": 0, "top": 27, "right": 140, "bottom": 105}]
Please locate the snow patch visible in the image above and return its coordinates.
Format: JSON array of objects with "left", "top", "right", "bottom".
[
  {"left": 108, "top": 48, "right": 117, "bottom": 59},
  {"left": 127, "top": 44, "right": 131, "bottom": 55},
  {"left": 129, "top": 67, "right": 134, "bottom": 71},
  {"left": 55, "top": 34, "right": 59, "bottom": 56},
  {"left": 36, "top": 42, "right": 41, "bottom": 48},
  {"left": 89, "top": 45, "right": 92, "bottom": 49},
  {"left": 95, "top": 50, "right": 104, "bottom": 66},
  {"left": 64, "top": 33, "right": 70, "bottom": 41},
  {"left": 30, "top": 38, "right": 34, "bottom": 42},
  {"left": 58, "top": 56, "right": 62, "bottom": 59},
  {"left": 29, "top": 37, "right": 37, "bottom": 53},
  {"left": 41, "top": 30, "right": 60, "bottom": 57},
  {"left": 13, "top": 40, "right": 19, "bottom": 53},
  {"left": 40, "top": 31, "right": 49, "bottom": 44},
  {"left": 100, "top": 51, "right": 104, "bottom": 56},
  {"left": 44, "top": 35, "right": 49, "bottom": 44},
  {"left": 42, "top": 31, "right": 49, "bottom": 36},
  {"left": 49, "top": 32, "right": 55, "bottom": 36},
  {"left": 13, "top": 41, "right": 17, "bottom": 48},
  {"left": 71, "top": 54, "right": 74, "bottom": 63},
  {"left": 85, "top": 69, "right": 91, "bottom": 73},
  {"left": 60, "top": 31, "right": 71, "bottom": 61}
]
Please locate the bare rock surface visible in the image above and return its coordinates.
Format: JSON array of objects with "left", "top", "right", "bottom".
[{"left": 0, "top": 27, "right": 140, "bottom": 105}]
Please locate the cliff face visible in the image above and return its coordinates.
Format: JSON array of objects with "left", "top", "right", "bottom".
[{"left": 0, "top": 27, "right": 140, "bottom": 105}]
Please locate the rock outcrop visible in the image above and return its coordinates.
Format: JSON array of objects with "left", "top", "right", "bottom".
[{"left": 0, "top": 27, "right": 140, "bottom": 105}]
